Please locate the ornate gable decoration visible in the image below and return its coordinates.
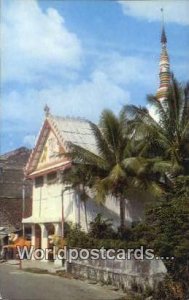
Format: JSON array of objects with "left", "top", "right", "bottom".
[
  {"left": 25, "top": 113, "right": 98, "bottom": 177},
  {"left": 37, "top": 130, "right": 64, "bottom": 170},
  {"left": 25, "top": 118, "right": 69, "bottom": 177}
]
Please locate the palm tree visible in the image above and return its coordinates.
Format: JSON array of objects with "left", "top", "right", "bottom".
[
  {"left": 124, "top": 75, "right": 189, "bottom": 176},
  {"left": 66, "top": 109, "right": 168, "bottom": 233}
]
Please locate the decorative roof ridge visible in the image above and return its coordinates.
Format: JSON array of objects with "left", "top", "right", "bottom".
[
  {"left": 43, "top": 104, "right": 94, "bottom": 124},
  {"left": 47, "top": 116, "right": 71, "bottom": 153},
  {"left": 50, "top": 114, "right": 91, "bottom": 124},
  {"left": 25, "top": 119, "right": 50, "bottom": 175}
]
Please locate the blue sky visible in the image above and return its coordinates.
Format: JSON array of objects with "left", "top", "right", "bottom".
[{"left": 1, "top": 0, "right": 189, "bottom": 153}]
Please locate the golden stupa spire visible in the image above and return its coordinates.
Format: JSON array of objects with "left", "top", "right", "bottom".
[{"left": 156, "top": 8, "right": 171, "bottom": 101}]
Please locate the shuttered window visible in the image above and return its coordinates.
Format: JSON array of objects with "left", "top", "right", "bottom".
[
  {"left": 47, "top": 172, "right": 57, "bottom": 184},
  {"left": 35, "top": 176, "right": 44, "bottom": 187}
]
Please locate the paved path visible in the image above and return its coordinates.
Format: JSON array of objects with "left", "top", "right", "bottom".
[
  {"left": 5, "top": 260, "right": 63, "bottom": 273},
  {"left": 0, "top": 263, "right": 124, "bottom": 300}
]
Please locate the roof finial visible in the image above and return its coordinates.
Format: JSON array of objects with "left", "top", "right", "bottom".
[
  {"left": 44, "top": 104, "right": 50, "bottom": 117},
  {"left": 161, "top": 8, "right": 167, "bottom": 44}
]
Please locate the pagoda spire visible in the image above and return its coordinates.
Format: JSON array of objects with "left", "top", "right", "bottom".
[
  {"left": 161, "top": 27, "right": 167, "bottom": 44},
  {"left": 160, "top": 8, "right": 167, "bottom": 44},
  {"left": 156, "top": 8, "right": 171, "bottom": 101}
]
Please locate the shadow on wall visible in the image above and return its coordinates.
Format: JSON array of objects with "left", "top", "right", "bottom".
[
  {"left": 79, "top": 195, "right": 145, "bottom": 230},
  {"left": 125, "top": 198, "right": 145, "bottom": 224}
]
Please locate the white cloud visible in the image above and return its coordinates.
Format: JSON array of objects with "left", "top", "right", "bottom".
[
  {"left": 119, "top": 1, "right": 189, "bottom": 26},
  {"left": 2, "top": 67, "right": 131, "bottom": 140},
  {"left": 1, "top": 0, "right": 164, "bottom": 151},
  {"left": 2, "top": 0, "right": 82, "bottom": 83},
  {"left": 97, "top": 53, "right": 157, "bottom": 88},
  {"left": 2, "top": 48, "right": 159, "bottom": 149},
  {"left": 2, "top": 51, "right": 158, "bottom": 136}
]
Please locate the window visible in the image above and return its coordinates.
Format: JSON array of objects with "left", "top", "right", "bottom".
[
  {"left": 35, "top": 176, "right": 44, "bottom": 187},
  {"left": 47, "top": 172, "right": 57, "bottom": 184}
]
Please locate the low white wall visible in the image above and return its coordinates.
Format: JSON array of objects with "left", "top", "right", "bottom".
[{"left": 67, "top": 257, "right": 167, "bottom": 291}]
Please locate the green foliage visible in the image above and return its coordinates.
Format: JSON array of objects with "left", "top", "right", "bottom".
[
  {"left": 66, "top": 222, "right": 131, "bottom": 250},
  {"left": 66, "top": 224, "right": 95, "bottom": 248},
  {"left": 145, "top": 197, "right": 189, "bottom": 266},
  {"left": 127, "top": 277, "right": 186, "bottom": 300},
  {"left": 152, "top": 277, "right": 186, "bottom": 300},
  {"left": 124, "top": 76, "right": 189, "bottom": 176},
  {"left": 133, "top": 187, "right": 189, "bottom": 298},
  {"left": 88, "top": 214, "right": 116, "bottom": 239},
  {"left": 172, "top": 175, "right": 189, "bottom": 198}
]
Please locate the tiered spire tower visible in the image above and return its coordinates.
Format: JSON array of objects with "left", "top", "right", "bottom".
[{"left": 156, "top": 8, "right": 171, "bottom": 101}]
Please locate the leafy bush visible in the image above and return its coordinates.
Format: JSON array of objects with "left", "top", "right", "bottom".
[
  {"left": 152, "top": 277, "right": 186, "bottom": 300},
  {"left": 66, "top": 223, "right": 130, "bottom": 249},
  {"left": 89, "top": 214, "right": 116, "bottom": 239},
  {"left": 66, "top": 224, "right": 93, "bottom": 248}
]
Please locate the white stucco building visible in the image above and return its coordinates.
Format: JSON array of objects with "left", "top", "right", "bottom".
[{"left": 22, "top": 108, "right": 143, "bottom": 255}]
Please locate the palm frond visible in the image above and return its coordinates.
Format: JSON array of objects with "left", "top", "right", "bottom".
[
  {"left": 67, "top": 142, "right": 107, "bottom": 169},
  {"left": 109, "top": 164, "right": 126, "bottom": 182},
  {"left": 89, "top": 121, "right": 114, "bottom": 164}
]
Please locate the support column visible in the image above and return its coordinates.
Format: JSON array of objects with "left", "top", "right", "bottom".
[
  {"left": 31, "top": 224, "right": 35, "bottom": 260},
  {"left": 40, "top": 224, "right": 48, "bottom": 262},
  {"left": 53, "top": 223, "right": 63, "bottom": 267},
  {"left": 54, "top": 223, "right": 61, "bottom": 236},
  {"left": 31, "top": 224, "right": 35, "bottom": 247},
  {"left": 40, "top": 224, "right": 48, "bottom": 249}
]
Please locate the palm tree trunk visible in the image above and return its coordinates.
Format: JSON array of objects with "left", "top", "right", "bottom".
[
  {"left": 84, "top": 201, "right": 89, "bottom": 232},
  {"left": 77, "top": 192, "right": 81, "bottom": 226},
  {"left": 119, "top": 197, "right": 125, "bottom": 233}
]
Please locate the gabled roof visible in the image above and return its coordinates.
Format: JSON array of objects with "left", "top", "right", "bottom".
[
  {"left": 50, "top": 116, "right": 98, "bottom": 154},
  {"left": 25, "top": 114, "right": 98, "bottom": 176}
]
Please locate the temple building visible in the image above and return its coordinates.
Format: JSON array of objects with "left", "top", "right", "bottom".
[{"left": 23, "top": 108, "right": 143, "bottom": 256}]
